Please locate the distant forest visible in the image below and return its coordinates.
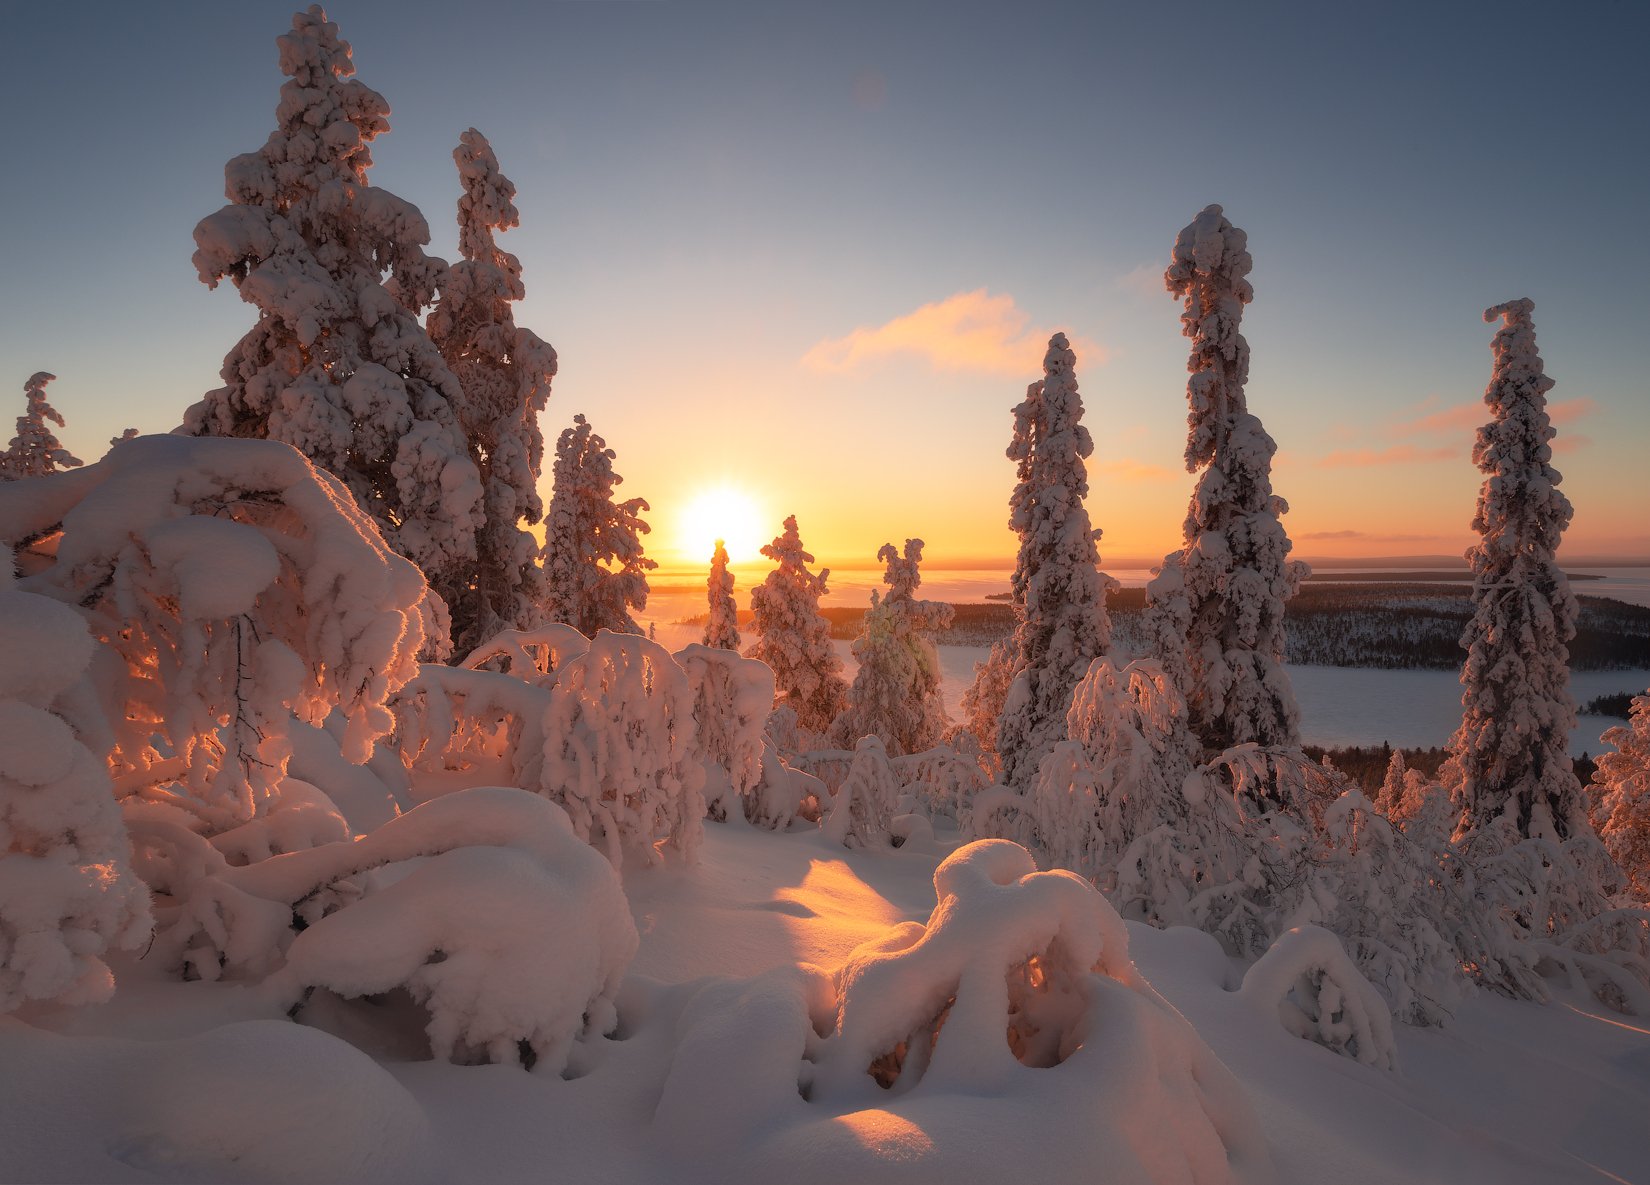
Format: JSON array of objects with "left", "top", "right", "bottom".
[{"left": 707, "top": 583, "right": 1650, "bottom": 671}]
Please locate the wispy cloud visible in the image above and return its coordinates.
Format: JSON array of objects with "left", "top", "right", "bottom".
[
  {"left": 1114, "top": 262, "right": 1164, "bottom": 301},
  {"left": 801, "top": 289, "right": 1105, "bottom": 376},
  {"left": 1330, "top": 396, "right": 1596, "bottom": 468}
]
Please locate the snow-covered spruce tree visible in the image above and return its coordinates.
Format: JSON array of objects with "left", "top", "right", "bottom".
[
  {"left": 185, "top": 7, "right": 483, "bottom": 619},
  {"left": 1143, "top": 204, "right": 1306, "bottom": 807},
  {"left": 542, "top": 414, "right": 654, "bottom": 637},
  {"left": 704, "top": 539, "right": 741, "bottom": 650},
  {"left": 1446, "top": 298, "right": 1585, "bottom": 843},
  {"left": 1374, "top": 748, "right": 1408, "bottom": 818},
  {"left": 988, "top": 333, "right": 1113, "bottom": 789},
  {"left": 426, "top": 128, "right": 559, "bottom": 658},
  {"left": 0, "top": 557, "right": 150, "bottom": 1012},
  {"left": 1594, "top": 692, "right": 1650, "bottom": 900},
  {"left": 747, "top": 515, "right": 847, "bottom": 736},
  {"left": 829, "top": 539, "right": 954, "bottom": 756},
  {"left": 0, "top": 373, "right": 82, "bottom": 481}
]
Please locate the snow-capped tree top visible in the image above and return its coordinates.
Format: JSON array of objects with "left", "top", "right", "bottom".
[
  {"left": 1472, "top": 297, "right": 1569, "bottom": 552},
  {"left": 453, "top": 128, "right": 522, "bottom": 274},
  {"left": 704, "top": 539, "right": 740, "bottom": 651},
  {"left": 1167, "top": 203, "right": 1255, "bottom": 473},
  {"left": 1, "top": 372, "right": 83, "bottom": 480},
  {"left": 878, "top": 538, "right": 924, "bottom": 604},
  {"left": 762, "top": 514, "right": 824, "bottom": 581}
]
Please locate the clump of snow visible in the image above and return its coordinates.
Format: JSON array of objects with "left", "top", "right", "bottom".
[
  {"left": 1239, "top": 925, "right": 1398, "bottom": 1070},
  {"left": 277, "top": 790, "right": 636, "bottom": 1072}
]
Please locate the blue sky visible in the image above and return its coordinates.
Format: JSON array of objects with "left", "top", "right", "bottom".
[{"left": 2, "top": 0, "right": 1645, "bottom": 566}]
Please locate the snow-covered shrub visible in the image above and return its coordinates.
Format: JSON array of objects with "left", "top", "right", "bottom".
[
  {"left": 274, "top": 789, "right": 636, "bottom": 1073},
  {"left": 540, "top": 630, "right": 704, "bottom": 865},
  {"left": 389, "top": 664, "right": 552, "bottom": 790},
  {"left": 989, "top": 334, "right": 1113, "bottom": 789},
  {"left": 1, "top": 435, "right": 435, "bottom": 832},
  {"left": 185, "top": 7, "right": 484, "bottom": 592},
  {"left": 1145, "top": 205, "right": 1306, "bottom": 801},
  {"left": 0, "top": 372, "right": 82, "bottom": 480},
  {"left": 747, "top": 515, "right": 847, "bottom": 734},
  {"left": 674, "top": 642, "right": 775, "bottom": 822},
  {"left": 890, "top": 742, "right": 988, "bottom": 825},
  {"left": 957, "top": 636, "right": 1014, "bottom": 771},
  {"left": 703, "top": 539, "right": 740, "bottom": 650},
  {"left": 829, "top": 539, "right": 954, "bottom": 756},
  {"left": 1239, "top": 925, "right": 1398, "bottom": 1070},
  {"left": 822, "top": 736, "right": 901, "bottom": 849},
  {"left": 1594, "top": 691, "right": 1650, "bottom": 900},
  {"left": 1446, "top": 298, "right": 1586, "bottom": 843},
  {"left": 0, "top": 566, "right": 150, "bottom": 1011},
  {"left": 426, "top": 129, "right": 558, "bottom": 656},
  {"left": 457, "top": 622, "right": 590, "bottom": 687},
  {"left": 542, "top": 414, "right": 653, "bottom": 638},
  {"left": 804, "top": 839, "right": 1272, "bottom": 1182},
  {"left": 1271, "top": 790, "right": 1466, "bottom": 1026}
]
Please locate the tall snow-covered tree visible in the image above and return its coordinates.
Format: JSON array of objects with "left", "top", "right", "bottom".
[
  {"left": 426, "top": 128, "right": 559, "bottom": 658},
  {"left": 986, "top": 333, "right": 1113, "bottom": 789},
  {"left": 184, "top": 6, "right": 483, "bottom": 607},
  {"left": 542, "top": 414, "right": 653, "bottom": 637},
  {"left": 830, "top": 539, "right": 955, "bottom": 756},
  {"left": 704, "top": 539, "right": 741, "bottom": 650},
  {"left": 0, "top": 373, "right": 82, "bottom": 481},
  {"left": 747, "top": 515, "right": 847, "bottom": 736},
  {"left": 1445, "top": 298, "right": 1585, "bottom": 843},
  {"left": 1143, "top": 204, "right": 1305, "bottom": 786},
  {"left": 1593, "top": 691, "right": 1650, "bottom": 900}
]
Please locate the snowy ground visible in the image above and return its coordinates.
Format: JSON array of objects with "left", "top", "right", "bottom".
[{"left": 5, "top": 820, "right": 1647, "bottom": 1184}]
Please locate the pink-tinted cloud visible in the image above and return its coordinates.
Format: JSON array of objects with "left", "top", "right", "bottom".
[
  {"left": 1315, "top": 444, "right": 1458, "bottom": 469},
  {"left": 1390, "top": 396, "right": 1595, "bottom": 439},
  {"left": 801, "top": 289, "right": 1105, "bottom": 376}
]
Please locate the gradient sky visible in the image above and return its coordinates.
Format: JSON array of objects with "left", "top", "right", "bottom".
[{"left": 3, "top": 0, "right": 1646, "bottom": 572}]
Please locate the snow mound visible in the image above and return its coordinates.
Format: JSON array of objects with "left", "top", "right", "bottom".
[
  {"left": 1239, "top": 925, "right": 1397, "bottom": 1070},
  {"left": 763, "top": 839, "right": 1271, "bottom": 1183},
  {"left": 107, "top": 1020, "right": 437, "bottom": 1184},
  {"left": 274, "top": 788, "right": 636, "bottom": 1073}
]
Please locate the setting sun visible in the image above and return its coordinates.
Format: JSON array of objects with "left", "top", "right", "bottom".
[{"left": 677, "top": 484, "right": 766, "bottom": 564}]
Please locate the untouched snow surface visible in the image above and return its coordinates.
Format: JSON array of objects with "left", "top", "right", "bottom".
[{"left": 4, "top": 821, "right": 1648, "bottom": 1184}]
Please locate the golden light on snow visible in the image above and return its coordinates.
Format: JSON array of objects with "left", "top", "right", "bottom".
[{"left": 677, "top": 485, "right": 766, "bottom": 564}]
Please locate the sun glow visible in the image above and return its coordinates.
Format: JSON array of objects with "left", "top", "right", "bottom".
[{"left": 677, "top": 485, "right": 766, "bottom": 564}]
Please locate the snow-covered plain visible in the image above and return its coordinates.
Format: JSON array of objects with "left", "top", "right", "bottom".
[{"left": 5, "top": 818, "right": 1646, "bottom": 1184}]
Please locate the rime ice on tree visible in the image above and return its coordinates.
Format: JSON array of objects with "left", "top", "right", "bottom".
[
  {"left": 0, "top": 373, "right": 82, "bottom": 481},
  {"left": 988, "top": 333, "right": 1113, "bottom": 789},
  {"left": 1447, "top": 298, "right": 1584, "bottom": 843},
  {"left": 830, "top": 539, "right": 954, "bottom": 756},
  {"left": 426, "top": 129, "right": 559, "bottom": 657},
  {"left": 704, "top": 539, "right": 741, "bottom": 650},
  {"left": 1594, "top": 692, "right": 1650, "bottom": 899},
  {"left": 1144, "top": 204, "right": 1305, "bottom": 788},
  {"left": 184, "top": 6, "right": 483, "bottom": 608},
  {"left": 747, "top": 515, "right": 847, "bottom": 736},
  {"left": 542, "top": 415, "right": 654, "bottom": 637}
]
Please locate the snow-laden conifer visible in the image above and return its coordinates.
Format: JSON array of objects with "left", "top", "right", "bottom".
[
  {"left": 1446, "top": 298, "right": 1585, "bottom": 843},
  {"left": 426, "top": 129, "right": 559, "bottom": 656},
  {"left": 0, "top": 373, "right": 82, "bottom": 481},
  {"left": 1144, "top": 205, "right": 1305, "bottom": 791},
  {"left": 988, "top": 334, "right": 1112, "bottom": 788},
  {"left": 542, "top": 415, "right": 654, "bottom": 637},
  {"left": 185, "top": 7, "right": 483, "bottom": 600},
  {"left": 704, "top": 539, "right": 741, "bottom": 650},
  {"left": 747, "top": 515, "right": 847, "bottom": 736},
  {"left": 830, "top": 539, "right": 954, "bottom": 756},
  {"left": 1594, "top": 692, "right": 1650, "bottom": 900}
]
